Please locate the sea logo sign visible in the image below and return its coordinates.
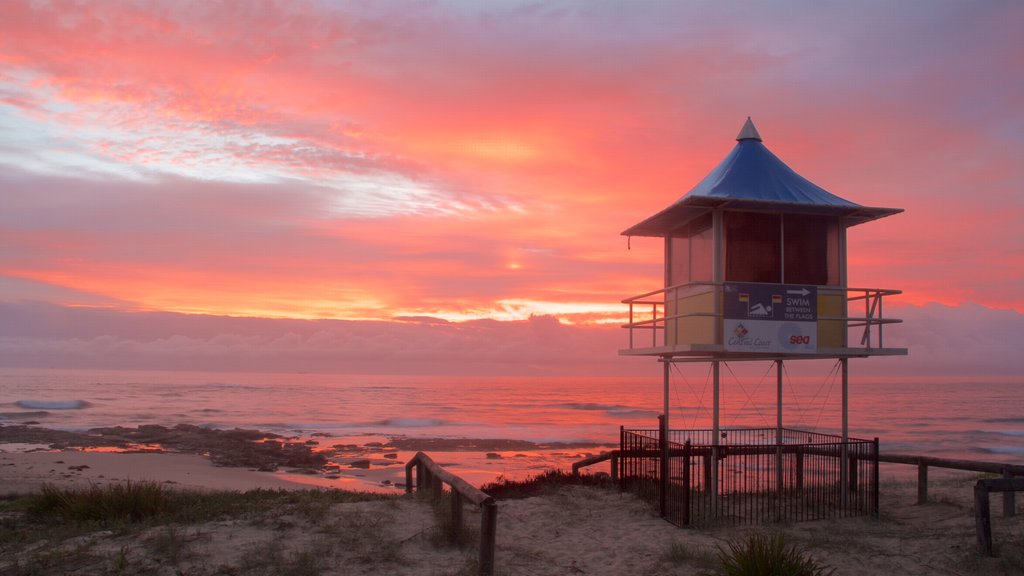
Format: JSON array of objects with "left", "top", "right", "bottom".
[{"left": 723, "top": 283, "right": 818, "bottom": 353}]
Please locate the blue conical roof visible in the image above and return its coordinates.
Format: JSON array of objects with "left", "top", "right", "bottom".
[{"left": 623, "top": 119, "right": 901, "bottom": 237}]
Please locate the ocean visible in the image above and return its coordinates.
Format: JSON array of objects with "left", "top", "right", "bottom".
[{"left": 1, "top": 366, "right": 1021, "bottom": 490}]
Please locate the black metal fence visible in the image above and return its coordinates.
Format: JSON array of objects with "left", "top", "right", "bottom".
[{"left": 620, "top": 425, "right": 879, "bottom": 526}]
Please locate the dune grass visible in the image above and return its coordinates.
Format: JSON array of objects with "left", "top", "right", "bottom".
[
  {"left": 1, "top": 482, "right": 404, "bottom": 576},
  {"left": 713, "top": 532, "right": 836, "bottom": 576},
  {"left": 479, "top": 468, "right": 615, "bottom": 499},
  {"left": 28, "top": 480, "right": 170, "bottom": 524}
]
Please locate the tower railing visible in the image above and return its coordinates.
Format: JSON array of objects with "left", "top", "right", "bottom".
[{"left": 622, "top": 281, "right": 902, "bottom": 355}]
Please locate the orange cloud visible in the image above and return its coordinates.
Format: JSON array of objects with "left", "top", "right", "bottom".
[{"left": 0, "top": 0, "right": 1021, "bottom": 328}]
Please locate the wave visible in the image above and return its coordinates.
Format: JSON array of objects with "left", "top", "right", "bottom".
[
  {"left": 608, "top": 409, "right": 661, "bottom": 418},
  {"left": 16, "top": 400, "right": 91, "bottom": 410},
  {"left": 556, "top": 402, "right": 638, "bottom": 412},
  {"left": 370, "top": 418, "right": 447, "bottom": 428},
  {"left": 0, "top": 410, "right": 49, "bottom": 419},
  {"left": 980, "top": 429, "right": 1024, "bottom": 438},
  {"left": 981, "top": 445, "right": 1024, "bottom": 456},
  {"left": 983, "top": 417, "right": 1024, "bottom": 424}
]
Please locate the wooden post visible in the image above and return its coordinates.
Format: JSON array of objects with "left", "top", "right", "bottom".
[
  {"left": 451, "top": 491, "right": 464, "bottom": 541},
  {"left": 973, "top": 478, "right": 1024, "bottom": 556},
  {"left": 479, "top": 500, "right": 498, "bottom": 576},
  {"left": 975, "top": 482, "right": 993, "bottom": 556},
  {"left": 1003, "top": 469, "right": 1015, "bottom": 518},
  {"left": 611, "top": 452, "right": 619, "bottom": 482},
  {"left": 917, "top": 463, "right": 928, "bottom": 504}
]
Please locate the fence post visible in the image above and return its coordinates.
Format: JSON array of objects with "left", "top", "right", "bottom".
[
  {"left": 682, "top": 440, "right": 691, "bottom": 526},
  {"left": 917, "top": 462, "right": 928, "bottom": 504},
  {"left": 479, "top": 500, "right": 498, "bottom": 576},
  {"left": 795, "top": 447, "right": 804, "bottom": 491},
  {"left": 619, "top": 426, "right": 626, "bottom": 491},
  {"left": 872, "top": 438, "right": 880, "bottom": 517},
  {"left": 659, "top": 414, "right": 668, "bottom": 519},
  {"left": 848, "top": 452, "right": 858, "bottom": 494},
  {"left": 1002, "top": 469, "right": 1015, "bottom": 518},
  {"left": 975, "top": 481, "right": 993, "bottom": 556}
]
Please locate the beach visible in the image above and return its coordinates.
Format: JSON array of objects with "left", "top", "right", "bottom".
[
  {"left": 2, "top": 433, "right": 1024, "bottom": 575},
  {"left": 2, "top": 370, "right": 1023, "bottom": 574}
]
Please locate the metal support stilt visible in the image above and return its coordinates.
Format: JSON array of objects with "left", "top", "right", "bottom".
[
  {"left": 841, "top": 358, "right": 850, "bottom": 506},
  {"left": 776, "top": 360, "right": 784, "bottom": 494},
  {"left": 712, "top": 360, "right": 720, "bottom": 506}
]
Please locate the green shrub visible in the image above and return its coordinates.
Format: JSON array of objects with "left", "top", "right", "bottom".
[{"left": 715, "top": 532, "right": 835, "bottom": 576}]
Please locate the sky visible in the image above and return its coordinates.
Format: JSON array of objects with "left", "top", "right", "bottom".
[{"left": 1, "top": 0, "right": 1022, "bottom": 377}]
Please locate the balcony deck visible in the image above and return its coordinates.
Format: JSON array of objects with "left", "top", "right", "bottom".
[{"left": 621, "top": 282, "right": 906, "bottom": 359}]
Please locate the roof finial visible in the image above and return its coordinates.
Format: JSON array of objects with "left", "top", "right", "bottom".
[{"left": 737, "top": 116, "right": 762, "bottom": 142}]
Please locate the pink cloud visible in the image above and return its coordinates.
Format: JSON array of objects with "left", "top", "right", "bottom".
[
  {"left": 0, "top": 0, "right": 1021, "bottom": 329},
  {"left": 0, "top": 301, "right": 1021, "bottom": 380}
]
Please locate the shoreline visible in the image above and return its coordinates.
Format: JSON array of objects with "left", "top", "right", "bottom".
[{"left": 0, "top": 423, "right": 613, "bottom": 494}]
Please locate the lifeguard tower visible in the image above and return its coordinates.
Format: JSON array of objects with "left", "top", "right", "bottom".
[{"left": 619, "top": 118, "right": 906, "bottom": 525}]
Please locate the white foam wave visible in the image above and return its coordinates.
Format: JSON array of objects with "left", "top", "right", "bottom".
[{"left": 373, "top": 418, "right": 446, "bottom": 427}]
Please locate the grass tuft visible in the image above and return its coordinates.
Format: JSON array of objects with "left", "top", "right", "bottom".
[
  {"left": 714, "top": 532, "right": 835, "bottom": 576},
  {"left": 661, "top": 540, "right": 716, "bottom": 569},
  {"left": 479, "top": 469, "right": 614, "bottom": 500},
  {"left": 28, "top": 481, "right": 169, "bottom": 524}
]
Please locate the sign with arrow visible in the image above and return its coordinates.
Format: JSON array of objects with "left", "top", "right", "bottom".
[{"left": 722, "top": 282, "right": 818, "bottom": 353}]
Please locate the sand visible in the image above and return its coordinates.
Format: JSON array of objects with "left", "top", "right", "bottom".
[
  {"left": 0, "top": 449, "right": 314, "bottom": 493},
  {"left": 2, "top": 448, "right": 1023, "bottom": 575}
]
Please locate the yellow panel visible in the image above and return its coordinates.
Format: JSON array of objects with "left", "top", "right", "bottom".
[
  {"left": 816, "top": 293, "right": 846, "bottom": 348},
  {"left": 667, "top": 291, "right": 717, "bottom": 346}
]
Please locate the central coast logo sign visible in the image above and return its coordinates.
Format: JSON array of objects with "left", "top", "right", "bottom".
[{"left": 729, "top": 321, "right": 771, "bottom": 349}]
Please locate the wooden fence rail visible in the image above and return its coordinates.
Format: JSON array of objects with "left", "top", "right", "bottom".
[
  {"left": 405, "top": 452, "right": 497, "bottom": 576},
  {"left": 571, "top": 451, "right": 618, "bottom": 480},
  {"left": 572, "top": 449, "right": 1021, "bottom": 518},
  {"left": 573, "top": 449, "right": 1023, "bottom": 554},
  {"left": 879, "top": 453, "right": 1024, "bottom": 514},
  {"left": 974, "top": 477, "right": 1024, "bottom": 556}
]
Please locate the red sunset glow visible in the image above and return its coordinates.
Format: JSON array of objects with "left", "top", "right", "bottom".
[{"left": 1, "top": 1, "right": 1022, "bottom": 377}]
